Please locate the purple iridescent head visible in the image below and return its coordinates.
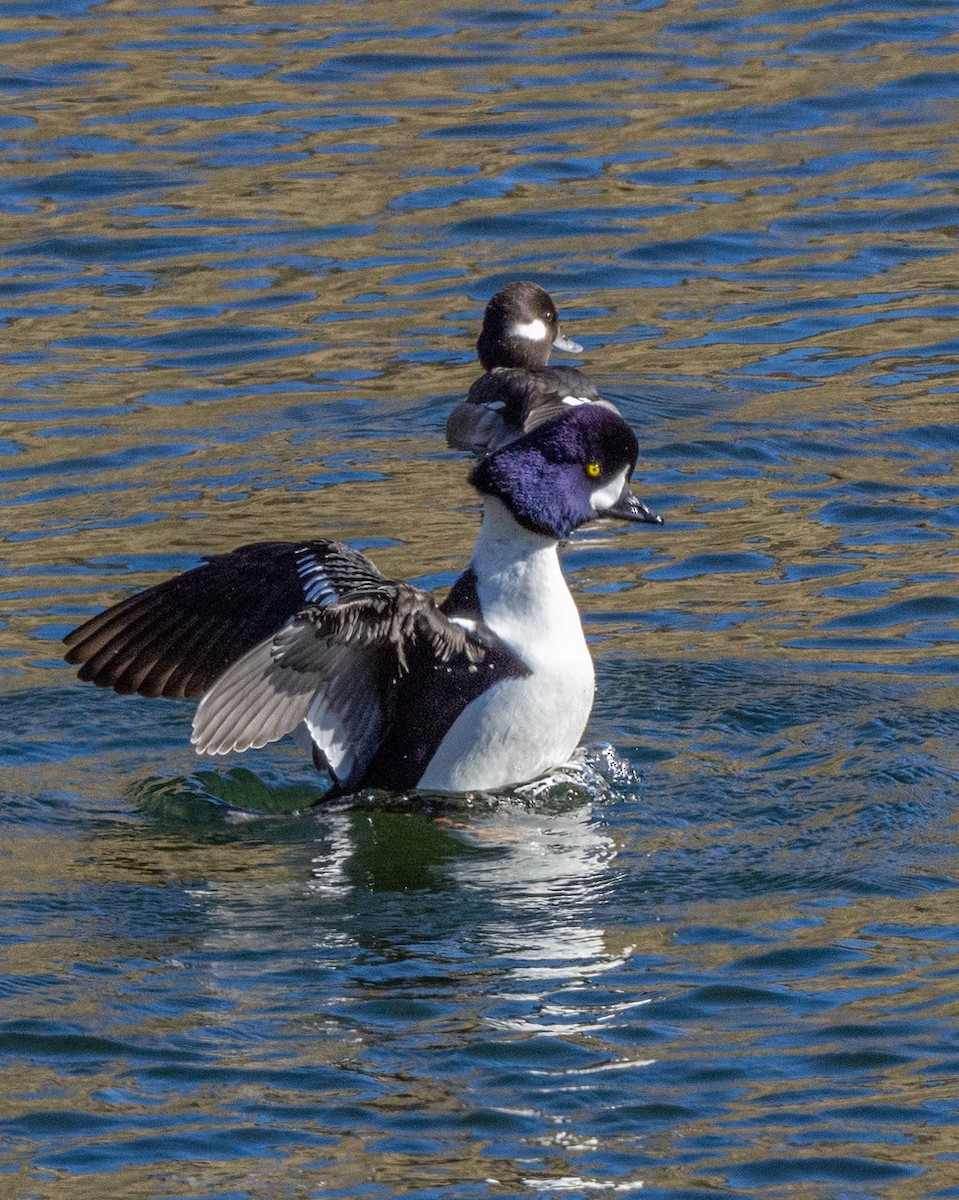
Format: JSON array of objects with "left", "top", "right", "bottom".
[{"left": 469, "top": 404, "right": 662, "bottom": 540}]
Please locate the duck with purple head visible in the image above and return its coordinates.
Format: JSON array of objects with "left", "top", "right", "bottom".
[{"left": 65, "top": 405, "right": 661, "bottom": 798}]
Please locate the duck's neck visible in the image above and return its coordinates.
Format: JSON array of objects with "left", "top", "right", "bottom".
[{"left": 469, "top": 498, "right": 581, "bottom": 654}]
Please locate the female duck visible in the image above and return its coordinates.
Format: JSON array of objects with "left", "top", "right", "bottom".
[{"left": 447, "top": 280, "right": 618, "bottom": 456}]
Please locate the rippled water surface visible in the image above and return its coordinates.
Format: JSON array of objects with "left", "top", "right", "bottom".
[{"left": 3, "top": 1, "right": 959, "bottom": 1197}]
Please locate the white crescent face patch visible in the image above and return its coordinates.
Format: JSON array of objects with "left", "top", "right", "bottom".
[
  {"left": 589, "top": 468, "right": 628, "bottom": 513},
  {"left": 510, "top": 317, "right": 549, "bottom": 342}
]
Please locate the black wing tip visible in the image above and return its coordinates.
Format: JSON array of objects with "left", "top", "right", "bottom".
[
  {"left": 63, "top": 612, "right": 105, "bottom": 652},
  {"left": 74, "top": 662, "right": 131, "bottom": 693}
]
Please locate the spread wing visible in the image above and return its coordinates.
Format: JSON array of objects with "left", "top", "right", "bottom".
[
  {"left": 63, "top": 541, "right": 389, "bottom": 700},
  {"left": 448, "top": 366, "right": 616, "bottom": 455},
  {"left": 64, "top": 538, "right": 488, "bottom": 788},
  {"left": 191, "top": 579, "right": 485, "bottom": 788}
]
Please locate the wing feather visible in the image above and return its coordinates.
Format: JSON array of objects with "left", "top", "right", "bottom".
[
  {"left": 67, "top": 538, "right": 488, "bottom": 785},
  {"left": 118, "top": 612, "right": 223, "bottom": 697},
  {"left": 192, "top": 638, "right": 317, "bottom": 755},
  {"left": 191, "top": 581, "right": 486, "bottom": 784},
  {"left": 64, "top": 540, "right": 393, "bottom": 700},
  {"left": 449, "top": 366, "right": 614, "bottom": 455}
]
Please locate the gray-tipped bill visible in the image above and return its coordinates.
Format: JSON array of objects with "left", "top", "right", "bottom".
[
  {"left": 602, "top": 484, "right": 663, "bottom": 526},
  {"left": 552, "top": 329, "right": 583, "bottom": 354}
]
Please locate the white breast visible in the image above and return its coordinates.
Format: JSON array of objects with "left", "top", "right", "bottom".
[{"left": 417, "top": 500, "right": 595, "bottom": 793}]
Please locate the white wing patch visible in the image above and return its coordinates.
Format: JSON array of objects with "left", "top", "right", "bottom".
[
  {"left": 305, "top": 661, "right": 383, "bottom": 785},
  {"left": 296, "top": 548, "right": 338, "bottom": 605}
]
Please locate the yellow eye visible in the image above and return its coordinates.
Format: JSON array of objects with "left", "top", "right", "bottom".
[{"left": 586, "top": 462, "right": 602, "bottom": 479}]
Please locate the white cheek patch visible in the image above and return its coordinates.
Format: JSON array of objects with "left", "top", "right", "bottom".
[
  {"left": 561, "top": 395, "right": 592, "bottom": 406},
  {"left": 510, "top": 318, "right": 549, "bottom": 342},
  {"left": 589, "top": 468, "right": 628, "bottom": 512}
]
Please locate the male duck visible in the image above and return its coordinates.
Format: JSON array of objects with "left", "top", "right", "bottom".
[
  {"left": 447, "top": 280, "right": 619, "bottom": 456},
  {"left": 65, "top": 405, "right": 661, "bottom": 797}
]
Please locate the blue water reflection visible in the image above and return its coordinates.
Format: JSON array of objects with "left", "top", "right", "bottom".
[{"left": 2, "top": 0, "right": 959, "bottom": 1196}]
